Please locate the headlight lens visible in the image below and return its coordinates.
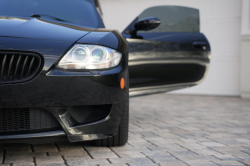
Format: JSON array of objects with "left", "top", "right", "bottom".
[
  {"left": 57, "top": 44, "right": 122, "bottom": 69},
  {"left": 91, "top": 47, "right": 106, "bottom": 62}
]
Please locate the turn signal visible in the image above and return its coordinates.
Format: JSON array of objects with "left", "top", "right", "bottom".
[{"left": 120, "top": 78, "right": 125, "bottom": 89}]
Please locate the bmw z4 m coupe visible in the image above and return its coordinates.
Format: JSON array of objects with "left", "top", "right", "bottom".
[{"left": 0, "top": 0, "right": 210, "bottom": 146}]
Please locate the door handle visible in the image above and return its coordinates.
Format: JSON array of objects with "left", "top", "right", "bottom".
[{"left": 193, "top": 41, "right": 207, "bottom": 50}]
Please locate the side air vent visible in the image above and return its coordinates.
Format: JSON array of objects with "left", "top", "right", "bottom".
[{"left": 0, "top": 52, "right": 42, "bottom": 84}]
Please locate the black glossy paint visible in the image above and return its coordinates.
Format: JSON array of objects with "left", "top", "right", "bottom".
[
  {"left": 0, "top": 17, "right": 92, "bottom": 42},
  {"left": 0, "top": 34, "right": 128, "bottom": 142},
  {"left": 134, "top": 17, "right": 161, "bottom": 31},
  {"left": 78, "top": 31, "right": 119, "bottom": 50},
  {"left": 123, "top": 32, "right": 210, "bottom": 97},
  {"left": 0, "top": 0, "right": 105, "bottom": 28},
  {"left": 128, "top": 17, "right": 161, "bottom": 37}
]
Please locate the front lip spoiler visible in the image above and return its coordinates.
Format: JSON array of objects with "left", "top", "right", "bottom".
[
  {"left": 0, "top": 130, "right": 66, "bottom": 139},
  {"left": 68, "top": 134, "right": 115, "bottom": 142},
  {"left": 0, "top": 130, "right": 116, "bottom": 142}
]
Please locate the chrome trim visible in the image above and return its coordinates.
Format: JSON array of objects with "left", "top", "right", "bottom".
[
  {"left": 129, "top": 59, "right": 209, "bottom": 66},
  {"left": 129, "top": 83, "right": 196, "bottom": 97},
  {"left": 0, "top": 130, "right": 66, "bottom": 139}
]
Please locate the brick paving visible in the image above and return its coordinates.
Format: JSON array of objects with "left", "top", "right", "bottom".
[{"left": 1, "top": 94, "right": 250, "bottom": 166}]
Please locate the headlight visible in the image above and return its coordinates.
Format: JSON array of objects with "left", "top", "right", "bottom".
[{"left": 57, "top": 44, "right": 122, "bottom": 70}]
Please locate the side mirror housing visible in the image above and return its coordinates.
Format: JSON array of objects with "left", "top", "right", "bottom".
[{"left": 134, "top": 17, "right": 161, "bottom": 31}]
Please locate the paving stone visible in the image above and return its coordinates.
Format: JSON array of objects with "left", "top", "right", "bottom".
[
  {"left": 89, "top": 150, "right": 118, "bottom": 159},
  {"left": 84, "top": 146, "right": 111, "bottom": 152},
  {"left": 194, "top": 148, "right": 223, "bottom": 156},
  {"left": 177, "top": 142, "right": 207, "bottom": 150},
  {"left": 110, "top": 145, "right": 134, "bottom": 151},
  {"left": 240, "top": 160, "right": 250, "bottom": 165},
  {"left": 4, "top": 156, "right": 34, "bottom": 163},
  {"left": 12, "top": 163, "right": 35, "bottom": 166},
  {"left": 114, "top": 150, "right": 145, "bottom": 158},
  {"left": 67, "top": 158, "right": 109, "bottom": 165},
  {"left": 63, "top": 153, "right": 92, "bottom": 160},
  {"left": 159, "top": 161, "right": 188, "bottom": 166},
  {"left": 199, "top": 142, "right": 226, "bottom": 147},
  {"left": 212, "top": 160, "right": 246, "bottom": 165},
  {"left": 144, "top": 137, "right": 169, "bottom": 143},
  {"left": 143, "top": 152, "right": 177, "bottom": 163},
  {"left": 4, "top": 144, "right": 31, "bottom": 153},
  {"left": 175, "top": 155, "right": 221, "bottom": 165},
  {"left": 128, "top": 163, "right": 158, "bottom": 166},
  {"left": 6, "top": 152, "right": 46, "bottom": 158},
  {"left": 235, "top": 139, "right": 250, "bottom": 144},
  {"left": 169, "top": 151, "right": 197, "bottom": 157},
  {"left": 128, "top": 141, "right": 156, "bottom": 148},
  {"left": 49, "top": 150, "right": 88, "bottom": 157},
  {"left": 241, "top": 149, "right": 250, "bottom": 155},
  {"left": 214, "top": 154, "right": 239, "bottom": 161},
  {"left": 99, "top": 164, "right": 127, "bottom": 166},
  {"left": 33, "top": 144, "right": 59, "bottom": 153},
  {"left": 152, "top": 158, "right": 179, "bottom": 164},
  {"left": 131, "top": 147, "right": 153, "bottom": 153},
  {"left": 187, "top": 161, "right": 218, "bottom": 166},
  {"left": 127, "top": 137, "right": 148, "bottom": 143},
  {"left": 109, "top": 157, "right": 153, "bottom": 164},
  {"left": 55, "top": 142, "right": 84, "bottom": 151},
  {"left": 37, "top": 164, "right": 66, "bottom": 166},
  {"left": 35, "top": 156, "right": 64, "bottom": 164},
  {"left": 148, "top": 146, "right": 187, "bottom": 152}
]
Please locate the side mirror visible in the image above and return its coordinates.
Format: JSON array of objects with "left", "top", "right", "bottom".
[
  {"left": 128, "top": 17, "right": 160, "bottom": 37},
  {"left": 134, "top": 17, "right": 161, "bottom": 31}
]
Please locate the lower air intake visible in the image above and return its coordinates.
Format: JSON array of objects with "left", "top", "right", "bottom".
[{"left": 0, "top": 108, "right": 61, "bottom": 135}]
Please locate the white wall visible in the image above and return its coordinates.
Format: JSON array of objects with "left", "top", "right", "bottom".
[
  {"left": 240, "top": 0, "right": 250, "bottom": 98},
  {"left": 100, "top": 0, "right": 242, "bottom": 96}
]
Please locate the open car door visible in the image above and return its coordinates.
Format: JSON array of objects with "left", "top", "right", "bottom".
[{"left": 122, "top": 6, "right": 211, "bottom": 97}]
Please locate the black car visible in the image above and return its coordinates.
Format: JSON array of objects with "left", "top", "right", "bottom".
[{"left": 0, "top": 0, "right": 210, "bottom": 146}]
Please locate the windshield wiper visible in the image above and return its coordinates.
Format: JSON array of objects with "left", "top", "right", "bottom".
[{"left": 30, "top": 14, "right": 67, "bottom": 22}]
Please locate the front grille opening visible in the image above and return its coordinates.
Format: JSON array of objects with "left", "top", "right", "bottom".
[
  {"left": 0, "top": 108, "right": 61, "bottom": 135},
  {"left": 0, "top": 52, "right": 42, "bottom": 84}
]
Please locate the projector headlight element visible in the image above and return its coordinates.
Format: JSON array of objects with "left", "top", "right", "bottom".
[{"left": 57, "top": 44, "right": 122, "bottom": 70}]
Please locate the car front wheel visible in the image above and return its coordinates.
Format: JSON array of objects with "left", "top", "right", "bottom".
[{"left": 93, "top": 89, "right": 129, "bottom": 146}]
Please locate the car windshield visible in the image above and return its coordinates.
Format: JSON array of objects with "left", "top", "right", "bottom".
[{"left": 0, "top": 0, "right": 104, "bottom": 28}]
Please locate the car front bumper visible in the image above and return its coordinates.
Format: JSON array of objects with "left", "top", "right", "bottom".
[{"left": 0, "top": 68, "right": 128, "bottom": 143}]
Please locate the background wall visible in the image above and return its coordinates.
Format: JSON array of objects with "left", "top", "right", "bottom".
[
  {"left": 99, "top": 0, "right": 243, "bottom": 96},
  {"left": 241, "top": 0, "right": 250, "bottom": 98}
]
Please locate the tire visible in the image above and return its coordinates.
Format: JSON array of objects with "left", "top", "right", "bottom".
[{"left": 93, "top": 89, "right": 129, "bottom": 147}]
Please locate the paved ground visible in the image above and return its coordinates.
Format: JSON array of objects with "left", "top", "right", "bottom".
[{"left": 1, "top": 94, "right": 250, "bottom": 166}]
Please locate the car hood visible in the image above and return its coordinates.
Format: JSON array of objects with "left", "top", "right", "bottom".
[{"left": 0, "top": 16, "right": 92, "bottom": 42}]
